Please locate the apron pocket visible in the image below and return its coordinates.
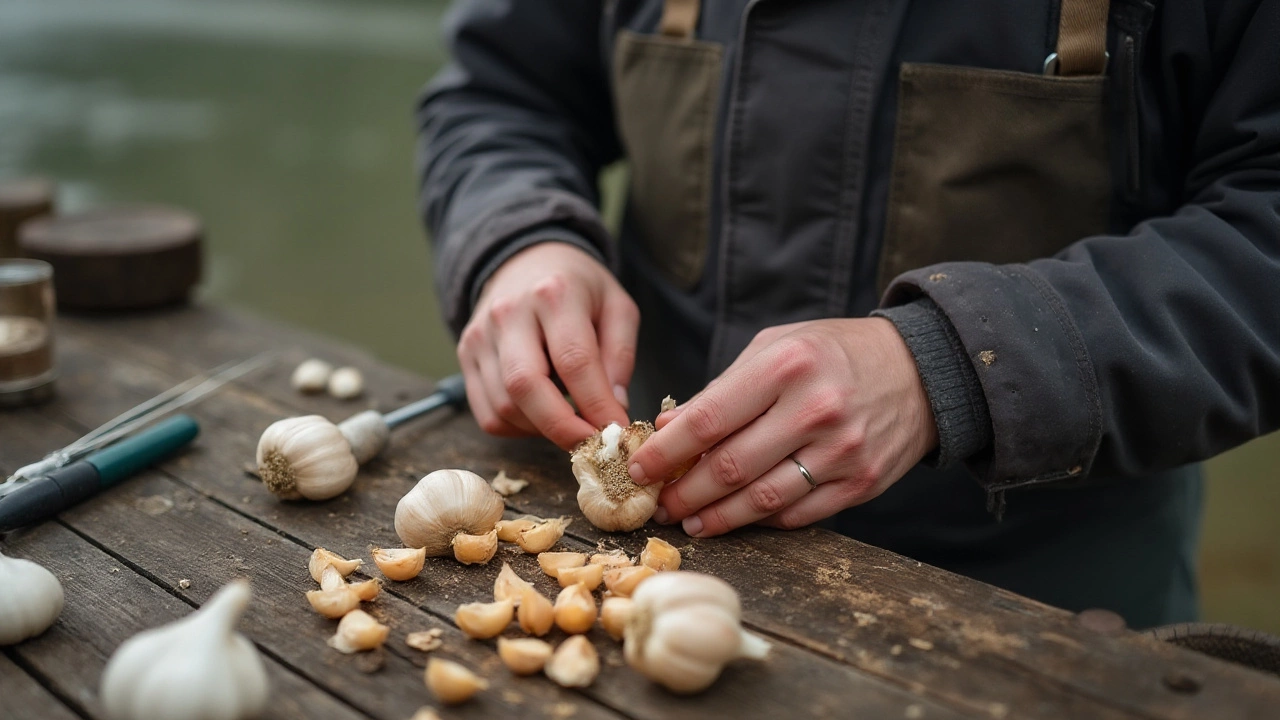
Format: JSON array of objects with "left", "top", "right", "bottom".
[
  {"left": 613, "top": 30, "right": 723, "bottom": 290},
  {"left": 878, "top": 63, "right": 1110, "bottom": 292}
]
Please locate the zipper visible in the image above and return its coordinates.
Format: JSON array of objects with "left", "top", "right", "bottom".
[{"left": 1120, "top": 32, "right": 1142, "bottom": 196}]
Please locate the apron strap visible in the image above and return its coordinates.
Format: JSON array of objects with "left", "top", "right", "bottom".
[
  {"left": 659, "top": 0, "right": 700, "bottom": 39},
  {"left": 1052, "top": 0, "right": 1111, "bottom": 75}
]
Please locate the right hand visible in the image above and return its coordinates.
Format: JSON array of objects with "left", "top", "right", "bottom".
[{"left": 458, "top": 242, "right": 639, "bottom": 450}]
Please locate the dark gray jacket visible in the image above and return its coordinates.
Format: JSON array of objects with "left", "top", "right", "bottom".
[{"left": 417, "top": 0, "right": 1280, "bottom": 626}]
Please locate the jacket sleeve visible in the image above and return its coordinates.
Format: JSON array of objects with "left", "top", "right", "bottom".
[
  {"left": 416, "top": 0, "right": 621, "bottom": 336},
  {"left": 881, "top": 0, "right": 1280, "bottom": 491}
]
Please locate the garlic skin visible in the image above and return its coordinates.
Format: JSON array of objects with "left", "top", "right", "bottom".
[
  {"left": 309, "top": 548, "right": 362, "bottom": 582},
  {"left": 545, "top": 635, "right": 599, "bottom": 688},
  {"left": 257, "top": 416, "right": 358, "bottom": 501},
  {"left": 0, "top": 551, "right": 64, "bottom": 646},
  {"left": 490, "top": 470, "right": 528, "bottom": 497},
  {"left": 425, "top": 658, "right": 488, "bottom": 705},
  {"left": 101, "top": 580, "right": 269, "bottom": 720},
  {"left": 624, "top": 572, "right": 771, "bottom": 694},
  {"left": 328, "top": 610, "right": 389, "bottom": 653},
  {"left": 291, "top": 359, "right": 332, "bottom": 394},
  {"left": 571, "top": 422, "right": 663, "bottom": 531},
  {"left": 327, "top": 367, "right": 364, "bottom": 399},
  {"left": 395, "top": 470, "right": 505, "bottom": 556},
  {"left": 371, "top": 547, "right": 426, "bottom": 581}
]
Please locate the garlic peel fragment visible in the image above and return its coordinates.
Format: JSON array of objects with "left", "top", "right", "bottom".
[
  {"left": 309, "top": 548, "right": 362, "bottom": 582},
  {"left": 328, "top": 610, "right": 389, "bottom": 653},
  {"left": 0, "top": 551, "right": 64, "bottom": 646},
  {"left": 395, "top": 470, "right": 505, "bottom": 556},
  {"left": 490, "top": 470, "right": 529, "bottom": 497}
]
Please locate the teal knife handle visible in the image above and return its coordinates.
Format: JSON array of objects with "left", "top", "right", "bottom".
[{"left": 85, "top": 415, "right": 200, "bottom": 486}]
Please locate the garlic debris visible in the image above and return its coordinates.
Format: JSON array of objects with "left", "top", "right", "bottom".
[
  {"left": 495, "top": 516, "right": 539, "bottom": 542},
  {"left": 425, "top": 658, "right": 488, "bottom": 705},
  {"left": 553, "top": 584, "right": 597, "bottom": 635},
  {"left": 494, "top": 563, "right": 534, "bottom": 605},
  {"left": 660, "top": 395, "right": 677, "bottom": 413},
  {"left": 348, "top": 579, "right": 381, "bottom": 602},
  {"left": 372, "top": 547, "right": 426, "bottom": 581},
  {"left": 600, "top": 597, "right": 633, "bottom": 641},
  {"left": 603, "top": 565, "right": 656, "bottom": 597},
  {"left": 327, "top": 367, "right": 364, "bottom": 399},
  {"left": 455, "top": 599, "right": 514, "bottom": 639},
  {"left": 537, "top": 551, "right": 587, "bottom": 579},
  {"left": 327, "top": 609, "right": 389, "bottom": 653},
  {"left": 318, "top": 564, "right": 346, "bottom": 592},
  {"left": 0, "top": 551, "right": 64, "bottom": 646},
  {"left": 545, "top": 635, "right": 599, "bottom": 688},
  {"left": 490, "top": 470, "right": 528, "bottom": 497},
  {"left": 497, "top": 637, "right": 553, "bottom": 675},
  {"left": 406, "top": 628, "right": 444, "bottom": 652},
  {"left": 518, "top": 588, "right": 555, "bottom": 636},
  {"left": 309, "top": 548, "right": 362, "bottom": 581},
  {"left": 515, "top": 517, "right": 571, "bottom": 554},
  {"left": 256, "top": 412, "right": 389, "bottom": 500},
  {"left": 452, "top": 529, "right": 499, "bottom": 565},
  {"left": 624, "top": 572, "right": 771, "bottom": 694},
  {"left": 395, "top": 469, "right": 505, "bottom": 556},
  {"left": 571, "top": 421, "right": 663, "bottom": 531},
  {"left": 557, "top": 564, "right": 604, "bottom": 591},
  {"left": 291, "top": 359, "right": 333, "bottom": 394},
  {"left": 639, "top": 537, "right": 681, "bottom": 571},
  {"left": 306, "top": 587, "right": 362, "bottom": 619},
  {"left": 590, "top": 549, "right": 633, "bottom": 570},
  {"left": 101, "top": 580, "right": 269, "bottom": 720}
]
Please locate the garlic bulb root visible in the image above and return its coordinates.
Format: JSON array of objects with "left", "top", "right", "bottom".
[
  {"left": 336, "top": 410, "right": 389, "bottom": 464},
  {"left": 571, "top": 421, "right": 662, "bottom": 531},
  {"left": 372, "top": 547, "right": 426, "bottom": 581},
  {"left": 545, "top": 635, "right": 599, "bottom": 688},
  {"left": 328, "top": 610, "right": 389, "bottom": 653},
  {"left": 395, "top": 470, "right": 505, "bottom": 556},
  {"left": 0, "top": 551, "right": 64, "bottom": 646},
  {"left": 257, "top": 416, "right": 359, "bottom": 500},
  {"left": 452, "top": 529, "right": 499, "bottom": 565},
  {"left": 515, "top": 517, "right": 571, "bottom": 554},
  {"left": 425, "top": 658, "right": 488, "bottom": 705},
  {"left": 498, "top": 637, "right": 553, "bottom": 675}
]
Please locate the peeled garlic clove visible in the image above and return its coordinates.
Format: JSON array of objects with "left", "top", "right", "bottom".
[
  {"left": 291, "top": 359, "right": 333, "bottom": 393},
  {"left": 518, "top": 588, "right": 555, "bottom": 637},
  {"left": 349, "top": 579, "right": 381, "bottom": 602},
  {"left": 372, "top": 547, "right": 426, "bottom": 581},
  {"left": 553, "top": 583, "right": 597, "bottom": 635},
  {"left": 495, "top": 516, "right": 540, "bottom": 543},
  {"left": 498, "top": 637, "right": 553, "bottom": 676},
  {"left": 395, "top": 469, "right": 505, "bottom": 556},
  {"left": 328, "top": 367, "right": 364, "bottom": 399},
  {"left": 258, "top": 416, "right": 360, "bottom": 501},
  {"left": 537, "top": 551, "right": 587, "bottom": 579},
  {"left": 0, "top": 551, "right": 64, "bottom": 646},
  {"left": 589, "top": 549, "right": 634, "bottom": 570},
  {"left": 309, "top": 548, "right": 362, "bottom": 582},
  {"left": 452, "top": 528, "right": 499, "bottom": 565},
  {"left": 515, "top": 517, "right": 571, "bottom": 554},
  {"left": 490, "top": 470, "right": 529, "bottom": 497},
  {"left": 455, "top": 599, "right": 514, "bottom": 639},
  {"left": 425, "top": 658, "right": 489, "bottom": 705},
  {"left": 306, "top": 587, "right": 361, "bottom": 619},
  {"left": 571, "top": 421, "right": 663, "bottom": 531},
  {"left": 639, "top": 537, "right": 681, "bottom": 571},
  {"left": 604, "top": 565, "right": 656, "bottom": 598},
  {"left": 601, "top": 596, "right": 633, "bottom": 641},
  {"left": 557, "top": 563, "right": 604, "bottom": 591},
  {"left": 545, "top": 635, "right": 599, "bottom": 688},
  {"left": 327, "top": 609, "right": 389, "bottom": 653},
  {"left": 494, "top": 563, "right": 534, "bottom": 606}
]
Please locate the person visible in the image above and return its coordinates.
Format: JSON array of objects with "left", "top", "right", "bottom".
[{"left": 416, "top": 0, "right": 1280, "bottom": 628}]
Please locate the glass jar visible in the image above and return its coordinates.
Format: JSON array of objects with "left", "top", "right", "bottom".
[{"left": 0, "top": 259, "right": 55, "bottom": 406}]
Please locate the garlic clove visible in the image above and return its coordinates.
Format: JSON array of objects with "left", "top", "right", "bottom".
[
  {"left": 349, "top": 578, "right": 381, "bottom": 602},
  {"left": 306, "top": 587, "right": 362, "bottom": 619},
  {"left": 589, "top": 549, "right": 634, "bottom": 570},
  {"left": 319, "top": 564, "right": 345, "bottom": 592},
  {"left": 515, "top": 517, "right": 571, "bottom": 554},
  {"left": 639, "top": 537, "right": 681, "bottom": 571},
  {"left": 497, "top": 637, "right": 553, "bottom": 676},
  {"left": 410, "top": 708, "right": 443, "bottom": 720},
  {"left": 545, "top": 635, "right": 600, "bottom": 688},
  {"left": 600, "top": 596, "right": 633, "bottom": 641},
  {"left": 425, "top": 658, "right": 489, "bottom": 705},
  {"left": 0, "top": 551, "right": 64, "bottom": 646},
  {"left": 495, "top": 515, "right": 540, "bottom": 543},
  {"left": 452, "top": 528, "right": 499, "bottom": 565},
  {"left": 327, "top": 609, "right": 389, "bottom": 653},
  {"left": 406, "top": 628, "right": 444, "bottom": 652},
  {"left": 291, "top": 359, "right": 333, "bottom": 394},
  {"left": 490, "top": 470, "right": 529, "bottom": 497},
  {"left": 371, "top": 547, "right": 426, "bottom": 581},
  {"left": 309, "top": 548, "right": 362, "bottom": 582},
  {"left": 395, "top": 469, "right": 505, "bottom": 556},
  {"left": 327, "top": 367, "right": 364, "bottom": 399},
  {"left": 537, "top": 551, "right": 587, "bottom": 579},
  {"left": 518, "top": 588, "right": 555, "bottom": 637},
  {"left": 553, "top": 583, "right": 597, "bottom": 635},
  {"left": 258, "top": 416, "right": 360, "bottom": 501},
  {"left": 493, "top": 563, "right": 534, "bottom": 606},
  {"left": 570, "top": 421, "right": 664, "bottom": 531},
  {"left": 455, "top": 599, "right": 514, "bottom": 639},
  {"left": 603, "top": 565, "right": 656, "bottom": 597},
  {"left": 660, "top": 395, "right": 677, "bottom": 413},
  {"left": 557, "top": 563, "right": 604, "bottom": 591}
]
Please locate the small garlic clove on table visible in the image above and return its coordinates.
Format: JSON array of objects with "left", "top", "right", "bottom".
[
  {"left": 455, "top": 599, "right": 514, "bottom": 639},
  {"left": 306, "top": 587, "right": 362, "bottom": 619},
  {"left": 545, "top": 635, "right": 600, "bottom": 688},
  {"left": 557, "top": 563, "right": 604, "bottom": 591},
  {"left": 498, "top": 637, "right": 553, "bottom": 676},
  {"left": 603, "top": 565, "right": 656, "bottom": 598},
  {"left": 537, "top": 551, "right": 587, "bottom": 579},
  {"left": 452, "top": 528, "right": 499, "bottom": 565},
  {"left": 601, "top": 596, "right": 634, "bottom": 641},
  {"left": 553, "top": 583, "right": 597, "bottom": 635},
  {"left": 495, "top": 515, "right": 540, "bottom": 543},
  {"left": 493, "top": 562, "right": 534, "bottom": 605},
  {"left": 518, "top": 588, "right": 555, "bottom": 637},
  {"left": 327, "top": 609, "right": 389, "bottom": 653},
  {"left": 639, "top": 537, "right": 682, "bottom": 571},
  {"left": 0, "top": 551, "right": 64, "bottom": 646},
  {"left": 515, "top": 517, "right": 571, "bottom": 554},
  {"left": 425, "top": 658, "right": 488, "bottom": 705},
  {"left": 327, "top": 367, "right": 364, "bottom": 399},
  {"left": 309, "top": 548, "right": 362, "bottom": 582},
  {"left": 371, "top": 547, "right": 426, "bottom": 581},
  {"left": 291, "top": 359, "right": 333, "bottom": 394}
]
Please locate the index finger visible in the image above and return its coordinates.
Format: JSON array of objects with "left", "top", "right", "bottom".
[{"left": 496, "top": 312, "right": 598, "bottom": 450}]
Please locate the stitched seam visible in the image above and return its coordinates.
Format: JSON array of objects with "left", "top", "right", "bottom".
[{"left": 879, "top": 74, "right": 920, "bottom": 292}]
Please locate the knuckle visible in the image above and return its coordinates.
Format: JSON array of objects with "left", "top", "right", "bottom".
[
  {"left": 771, "top": 510, "right": 809, "bottom": 531},
  {"left": 493, "top": 397, "right": 519, "bottom": 420},
  {"left": 555, "top": 344, "right": 594, "bottom": 377},
  {"left": 685, "top": 400, "right": 726, "bottom": 443},
  {"left": 502, "top": 367, "right": 537, "bottom": 400},
  {"left": 487, "top": 296, "right": 519, "bottom": 325},
  {"left": 831, "top": 427, "right": 867, "bottom": 458},
  {"left": 798, "top": 395, "right": 845, "bottom": 430},
  {"left": 477, "top": 415, "right": 507, "bottom": 435},
  {"left": 747, "top": 481, "right": 788, "bottom": 514},
  {"left": 709, "top": 449, "right": 748, "bottom": 489},
  {"left": 532, "top": 275, "right": 568, "bottom": 305},
  {"left": 776, "top": 345, "right": 818, "bottom": 382}
]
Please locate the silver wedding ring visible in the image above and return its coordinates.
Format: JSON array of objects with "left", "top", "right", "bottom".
[{"left": 790, "top": 455, "right": 818, "bottom": 489}]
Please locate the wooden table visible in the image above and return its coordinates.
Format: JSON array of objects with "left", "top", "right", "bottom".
[{"left": 3, "top": 305, "right": 1278, "bottom": 720}]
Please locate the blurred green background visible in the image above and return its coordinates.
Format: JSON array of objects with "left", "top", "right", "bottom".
[{"left": 1, "top": 0, "right": 1275, "bottom": 632}]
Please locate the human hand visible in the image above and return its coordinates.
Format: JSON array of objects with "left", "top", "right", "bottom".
[
  {"left": 458, "top": 242, "right": 638, "bottom": 450},
  {"left": 627, "top": 318, "right": 937, "bottom": 536}
]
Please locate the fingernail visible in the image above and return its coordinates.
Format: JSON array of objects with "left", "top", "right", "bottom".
[
  {"left": 613, "top": 384, "right": 629, "bottom": 408},
  {"left": 652, "top": 507, "right": 670, "bottom": 524},
  {"left": 628, "top": 462, "right": 646, "bottom": 484},
  {"left": 682, "top": 515, "right": 704, "bottom": 537}
]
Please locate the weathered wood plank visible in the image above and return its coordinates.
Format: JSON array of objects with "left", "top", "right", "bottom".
[{"left": 0, "top": 652, "right": 81, "bottom": 720}]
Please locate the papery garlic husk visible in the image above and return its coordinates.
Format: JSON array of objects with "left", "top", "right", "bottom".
[
  {"left": 494, "top": 563, "right": 534, "bottom": 606},
  {"left": 624, "top": 571, "right": 771, "bottom": 694},
  {"left": 600, "top": 596, "right": 633, "bottom": 641},
  {"left": 395, "top": 469, "right": 505, "bottom": 556},
  {"left": 639, "top": 537, "right": 681, "bottom": 571},
  {"left": 490, "top": 470, "right": 529, "bottom": 497},
  {"left": 327, "top": 609, "right": 389, "bottom": 653},
  {"left": 0, "top": 551, "right": 64, "bottom": 646},
  {"left": 603, "top": 565, "right": 656, "bottom": 597},
  {"left": 452, "top": 529, "right": 499, "bottom": 565},
  {"left": 257, "top": 413, "right": 387, "bottom": 501},
  {"left": 309, "top": 548, "right": 362, "bottom": 582},
  {"left": 425, "top": 658, "right": 488, "bottom": 705},
  {"left": 498, "top": 637, "right": 553, "bottom": 675},
  {"left": 306, "top": 587, "right": 361, "bottom": 619},
  {"left": 372, "top": 547, "right": 426, "bottom": 581},
  {"left": 518, "top": 588, "right": 555, "bottom": 637},
  {"left": 545, "top": 635, "right": 599, "bottom": 688},
  {"left": 328, "top": 367, "right": 364, "bottom": 400},
  {"left": 515, "top": 517, "right": 571, "bottom": 554},
  {"left": 291, "top": 359, "right": 333, "bottom": 394},
  {"left": 589, "top": 549, "right": 634, "bottom": 570},
  {"left": 406, "top": 628, "right": 444, "bottom": 652},
  {"left": 553, "top": 583, "right": 597, "bottom": 635},
  {"left": 349, "top": 578, "right": 381, "bottom": 602},
  {"left": 557, "top": 564, "right": 604, "bottom": 591},
  {"left": 495, "top": 515, "right": 540, "bottom": 543},
  {"left": 537, "top": 551, "right": 587, "bottom": 579},
  {"left": 101, "top": 580, "right": 269, "bottom": 720},
  {"left": 571, "top": 421, "right": 662, "bottom": 531},
  {"left": 319, "top": 564, "right": 346, "bottom": 591},
  {"left": 455, "top": 599, "right": 514, "bottom": 639}
]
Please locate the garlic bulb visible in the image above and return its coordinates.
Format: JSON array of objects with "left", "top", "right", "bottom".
[
  {"left": 624, "top": 572, "right": 771, "bottom": 694},
  {"left": 571, "top": 421, "right": 662, "bottom": 531},
  {"left": 545, "top": 635, "right": 599, "bottom": 688},
  {"left": 101, "top": 580, "right": 269, "bottom": 720},
  {"left": 327, "top": 367, "right": 364, "bottom": 399},
  {"left": 291, "top": 359, "right": 332, "bottom": 394},
  {"left": 395, "top": 469, "right": 504, "bottom": 556},
  {"left": 256, "top": 412, "right": 389, "bottom": 500},
  {"left": 0, "top": 551, "right": 64, "bottom": 646}
]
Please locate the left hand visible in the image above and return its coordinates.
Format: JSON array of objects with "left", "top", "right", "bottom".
[{"left": 627, "top": 317, "right": 938, "bottom": 537}]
